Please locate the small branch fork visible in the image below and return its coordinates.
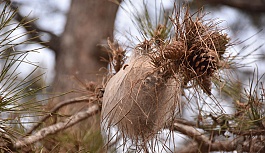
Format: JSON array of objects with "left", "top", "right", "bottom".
[{"left": 172, "top": 120, "right": 265, "bottom": 153}]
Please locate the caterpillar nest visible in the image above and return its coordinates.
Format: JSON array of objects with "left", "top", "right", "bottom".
[{"left": 101, "top": 54, "right": 181, "bottom": 141}]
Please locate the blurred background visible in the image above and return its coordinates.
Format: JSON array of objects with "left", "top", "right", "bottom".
[{"left": 9, "top": 0, "right": 265, "bottom": 88}]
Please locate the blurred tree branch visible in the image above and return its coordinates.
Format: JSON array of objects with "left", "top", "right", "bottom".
[
  {"left": 173, "top": 120, "right": 265, "bottom": 152},
  {"left": 5, "top": 0, "right": 60, "bottom": 55},
  {"left": 14, "top": 104, "right": 100, "bottom": 149},
  {"left": 14, "top": 11, "right": 60, "bottom": 54},
  {"left": 203, "top": 0, "right": 265, "bottom": 12},
  {"left": 27, "top": 95, "right": 100, "bottom": 135}
]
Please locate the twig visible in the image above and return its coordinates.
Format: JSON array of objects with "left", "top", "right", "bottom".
[
  {"left": 27, "top": 95, "right": 97, "bottom": 135},
  {"left": 172, "top": 122, "right": 212, "bottom": 147},
  {"left": 14, "top": 104, "right": 99, "bottom": 149},
  {"left": 172, "top": 121, "right": 265, "bottom": 152},
  {"left": 172, "top": 121, "right": 238, "bottom": 152},
  {"left": 106, "top": 134, "right": 122, "bottom": 149},
  {"left": 173, "top": 118, "right": 196, "bottom": 126}
]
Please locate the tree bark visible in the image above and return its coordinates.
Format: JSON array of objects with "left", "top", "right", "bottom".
[
  {"left": 50, "top": 0, "right": 119, "bottom": 112},
  {"left": 45, "top": 0, "right": 119, "bottom": 151},
  {"left": 53, "top": 0, "right": 119, "bottom": 101}
]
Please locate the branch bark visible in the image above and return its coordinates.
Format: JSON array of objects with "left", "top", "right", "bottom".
[
  {"left": 173, "top": 120, "right": 265, "bottom": 152},
  {"left": 27, "top": 95, "right": 98, "bottom": 135},
  {"left": 203, "top": 0, "right": 265, "bottom": 13},
  {"left": 14, "top": 104, "right": 99, "bottom": 149}
]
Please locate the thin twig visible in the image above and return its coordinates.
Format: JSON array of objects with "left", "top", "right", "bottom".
[
  {"left": 172, "top": 122, "right": 212, "bottom": 147},
  {"left": 15, "top": 104, "right": 99, "bottom": 149},
  {"left": 172, "top": 121, "right": 265, "bottom": 152},
  {"left": 27, "top": 95, "right": 97, "bottom": 135}
]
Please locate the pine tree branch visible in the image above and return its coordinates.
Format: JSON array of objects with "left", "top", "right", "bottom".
[
  {"left": 5, "top": 0, "right": 60, "bottom": 55},
  {"left": 172, "top": 121, "right": 265, "bottom": 152},
  {"left": 203, "top": 0, "right": 265, "bottom": 13},
  {"left": 15, "top": 12, "right": 60, "bottom": 54},
  {"left": 14, "top": 104, "right": 99, "bottom": 149},
  {"left": 27, "top": 95, "right": 99, "bottom": 135}
]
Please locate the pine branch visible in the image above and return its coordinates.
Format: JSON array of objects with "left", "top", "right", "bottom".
[
  {"left": 172, "top": 120, "right": 265, "bottom": 152},
  {"left": 26, "top": 95, "right": 98, "bottom": 135},
  {"left": 14, "top": 104, "right": 99, "bottom": 149}
]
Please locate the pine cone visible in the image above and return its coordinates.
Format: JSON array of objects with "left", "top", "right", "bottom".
[
  {"left": 187, "top": 48, "right": 218, "bottom": 76},
  {"left": 185, "top": 20, "right": 206, "bottom": 49},
  {"left": 183, "top": 48, "right": 219, "bottom": 95},
  {"left": 163, "top": 41, "right": 185, "bottom": 60},
  {"left": 205, "top": 32, "right": 230, "bottom": 57}
]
